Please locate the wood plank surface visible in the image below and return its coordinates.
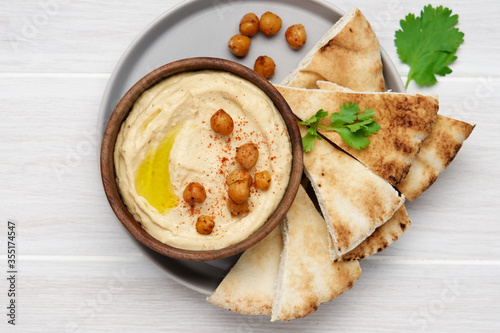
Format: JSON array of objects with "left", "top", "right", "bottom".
[{"left": 1, "top": 259, "right": 498, "bottom": 332}]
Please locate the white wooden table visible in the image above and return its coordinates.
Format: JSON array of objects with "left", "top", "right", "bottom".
[{"left": 1, "top": 0, "right": 499, "bottom": 332}]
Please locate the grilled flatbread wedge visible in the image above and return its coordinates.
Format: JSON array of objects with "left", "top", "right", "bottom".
[
  {"left": 271, "top": 186, "right": 361, "bottom": 321},
  {"left": 341, "top": 205, "right": 411, "bottom": 261},
  {"left": 281, "top": 8, "right": 384, "bottom": 92},
  {"left": 311, "top": 82, "right": 413, "bottom": 260},
  {"left": 396, "top": 115, "right": 475, "bottom": 200},
  {"left": 316, "top": 80, "right": 355, "bottom": 92},
  {"left": 299, "top": 125, "right": 404, "bottom": 261},
  {"left": 317, "top": 80, "right": 475, "bottom": 200},
  {"left": 276, "top": 85, "right": 439, "bottom": 185},
  {"left": 206, "top": 227, "right": 282, "bottom": 315}
]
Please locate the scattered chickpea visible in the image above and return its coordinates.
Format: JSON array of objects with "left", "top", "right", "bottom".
[
  {"left": 259, "top": 11, "right": 282, "bottom": 36},
  {"left": 285, "top": 24, "right": 307, "bottom": 49},
  {"left": 183, "top": 182, "right": 206, "bottom": 204},
  {"left": 239, "top": 13, "right": 259, "bottom": 37},
  {"left": 227, "top": 197, "right": 249, "bottom": 217},
  {"left": 255, "top": 170, "right": 272, "bottom": 191},
  {"left": 227, "top": 169, "right": 253, "bottom": 187},
  {"left": 235, "top": 143, "right": 259, "bottom": 170},
  {"left": 228, "top": 180, "right": 251, "bottom": 205},
  {"left": 228, "top": 34, "right": 251, "bottom": 57},
  {"left": 210, "top": 109, "right": 234, "bottom": 136},
  {"left": 254, "top": 55, "right": 275, "bottom": 79},
  {"left": 196, "top": 215, "right": 215, "bottom": 235}
]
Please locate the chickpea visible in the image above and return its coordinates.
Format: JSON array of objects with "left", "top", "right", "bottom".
[
  {"left": 228, "top": 34, "right": 251, "bottom": 57},
  {"left": 254, "top": 55, "right": 275, "bottom": 79},
  {"left": 255, "top": 170, "right": 272, "bottom": 191},
  {"left": 235, "top": 143, "right": 259, "bottom": 170},
  {"left": 227, "top": 169, "right": 252, "bottom": 187},
  {"left": 210, "top": 109, "right": 234, "bottom": 136},
  {"left": 183, "top": 182, "right": 206, "bottom": 204},
  {"left": 227, "top": 197, "right": 249, "bottom": 217},
  {"left": 239, "top": 13, "right": 259, "bottom": 37},
  {"left": 196, "top": 215, "right": 215, "bottom": 235},
  {"left": 228, "top": 180, "right": 251, "bottom": 204},
  {"left": 259, "top": 11, "right": 282, "bottom": 36},
  {"left": 285, "top": 24, "right": 307, "bottom": 49}
]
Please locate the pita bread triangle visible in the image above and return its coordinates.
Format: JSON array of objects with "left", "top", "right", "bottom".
[
  {"left": 316, "top": 81, "right": 475, "bottom": 201},
  {"left": 276, "top": 85, "right": 439, "bottom": 185},
  {"left": 206, "top": 226, "right": 282, "bottom": 315},
  {"left": 271, "top": 186, "right": 361, "bottom": 321},
  {"left": 396, "top": 115, "right": 475, "bottom": 200},
  {"left": 297, "top": 85, "right": 412, "bottom": 260},
  {"left": 316, "top": 80, "right": 354, "bottom": 92},
  {"left": 298, "top": 125, "right": 404, "bottom": 261},
  {"left": 341, "top": 204, "right": 411, "bottom": 261},
  {"left": 281, "top": 8, "right": 385, "bottom": 92}
]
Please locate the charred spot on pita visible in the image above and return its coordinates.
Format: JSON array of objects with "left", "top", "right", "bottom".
[{"left": 394, "top": 137, "right": 414, "bottom": 154}]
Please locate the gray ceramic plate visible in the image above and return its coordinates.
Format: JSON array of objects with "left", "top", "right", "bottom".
[{"left": 98, "top": 0, "right": 404, "bottom": 295}]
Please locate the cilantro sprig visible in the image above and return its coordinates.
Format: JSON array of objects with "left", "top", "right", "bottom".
[
  {"left": 298, "top": 102, "right": 380, "bottom": 152},
  {"left": 395, "top": 5, "right": 464, "bottom": 89}
]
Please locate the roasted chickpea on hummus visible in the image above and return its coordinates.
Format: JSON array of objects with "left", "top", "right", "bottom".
[{"left": 114, "top": 71, "right": 292, "bottom": 251}]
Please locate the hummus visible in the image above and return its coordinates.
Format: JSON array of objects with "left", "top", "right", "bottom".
[{"left": 114, "top": 70, "right": 292, "bottom": 251}]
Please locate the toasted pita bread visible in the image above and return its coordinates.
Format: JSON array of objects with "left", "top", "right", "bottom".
[
  {"left": 314, "top": 82, "right": 414, "bottom": 260},
  {"left": 281, "top": 8, "right": 385, "bottom": 92},
  {"left": 340, "top": 205, "right": 411, "bottom": 261},
  {"left": 299, "top": 125, "right": 404, "bottom": 261},
  {"left": 316, "top": 80, "right": 356, "bottom": 92},
  {"left": 206, "top": 227, "right": 282, "bottom": 315},
  {"left": 271, "top": 186, "right": 361, "bottom": 321},
  {"left": 397, "top": 115, "right": 475, "bottom": 200},
  {"left": 276, "top": 85, "right": 439, "bottom": 185},
  {"left": 316, "top": 81, "right": 475, "bottom": 200}
]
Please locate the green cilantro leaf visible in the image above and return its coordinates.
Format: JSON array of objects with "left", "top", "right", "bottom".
[
  {"left": 298, "top": 103, "right": 380, "bottom": 152},
  {"left": 361, "top": 121, "right": 381, "bottom": 136},
  {"left": 298, "top": 109, "right": 329, "bottom": 127},
  {"left": 357, "top": 108, "right": 376, "bottom": 121},
  {"left": 330, "top": 102, "right": 358, "bottom": 127},
  {"left": 395, "top": 5, "right": 464, "bottom": 89},
  {"left": 298, "top": 109, "right": 328, "bottom": 152},
  {"left": 301, "top": 132, "right": 319, "bottom": 152}
]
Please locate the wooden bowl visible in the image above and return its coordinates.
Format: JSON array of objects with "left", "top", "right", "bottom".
[{"left": 100, "top": 57, "right": 303, "bottom": 261}]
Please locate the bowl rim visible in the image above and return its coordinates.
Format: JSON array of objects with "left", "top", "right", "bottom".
[{"left": 100, "top": 57, "right": 303, "bottom": 261}]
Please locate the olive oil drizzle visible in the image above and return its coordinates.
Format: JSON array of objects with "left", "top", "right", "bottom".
[{"left": 135, "top": 125, "right": 182, "bottom": 214}]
